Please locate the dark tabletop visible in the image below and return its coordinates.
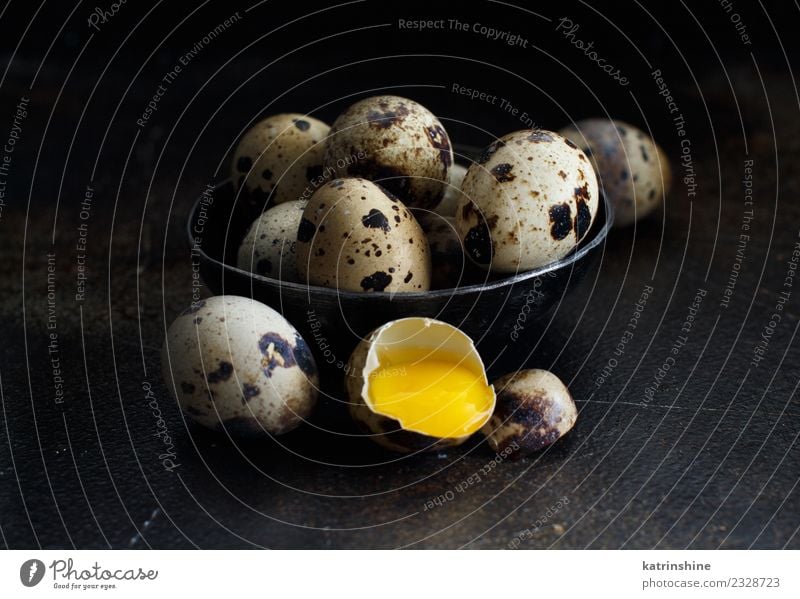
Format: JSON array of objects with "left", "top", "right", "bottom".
[{"left": 0, "top": 0, "right": 798, "bottom": 549}]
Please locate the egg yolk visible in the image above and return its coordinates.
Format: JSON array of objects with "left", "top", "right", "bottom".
[{"left": 367, "top": 349, "right": 493, "bottom": 438}]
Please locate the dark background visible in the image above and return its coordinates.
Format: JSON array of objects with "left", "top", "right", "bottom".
[{"left": 0, "top": 0, "right": 798, "bottom": 548}]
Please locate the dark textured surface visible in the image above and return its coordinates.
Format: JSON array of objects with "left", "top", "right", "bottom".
[{"left": 0, "top": 1, "right": 798, "bottom": 549}]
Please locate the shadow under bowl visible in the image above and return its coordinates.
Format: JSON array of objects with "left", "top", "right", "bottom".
[{"left": 187, "top": 180, "right": 612, "bottom": 363}]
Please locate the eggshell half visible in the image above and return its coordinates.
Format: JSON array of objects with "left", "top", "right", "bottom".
[
  {"left": 482, "top": 368, "right": 577, "bottom": 459},
  {"left": 345, "top": 317, "right": 495, "bottom": 453}
]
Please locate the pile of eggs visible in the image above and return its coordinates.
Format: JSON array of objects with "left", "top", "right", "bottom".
[
  {"left": 163, "top": 303, "right": 577, "bottom": 459},
  {"left": 161, "top": 96, "right": 671, "bottom": 458},
  {"left": 232, "top": 96, "right": 670, "bottom": 290}
]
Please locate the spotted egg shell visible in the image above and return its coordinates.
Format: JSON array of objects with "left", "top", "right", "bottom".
[
  {"left": 558, "top": 119, "right": 671, "bottom": 227},
  {"left": 323, "top": 95, "right": 452, "bottom": 210},
  {"left": 295, "top": 177, "right": 431, "bottom": 293},
  {"left": 456, "top": 130, "right": 599, "bottom": 273},
  {"left": 418, "top": 213, "right": 485, "bottom": 289},
  {"left": 481, "top": 369, "right": 577, "bottom": 460},
  {"left": 232, "top": 113, "right": 330, "bottom": 207},
  {"left": 161, "top": 296, "right": 318, "bottom": 437},
  {"left": 237, "top": 200, "right": 306, "bottom": 282}
]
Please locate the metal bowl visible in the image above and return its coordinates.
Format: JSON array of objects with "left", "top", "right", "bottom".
[{"left": 187, "top": 175, "right": 612, "bottom": 362}]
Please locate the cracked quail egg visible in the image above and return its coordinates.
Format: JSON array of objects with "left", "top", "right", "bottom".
[
  {"left": 237, "top": 200, "right": 306, "bottom": 282},
  {"left": 482, "top": 369, "right": 577, "bottom": 460},
  {"left": 456, "top": 129, "right": 599, "bottom": 273},
  {"left": 345, "top": 317, "right": 495, "bottom": 453},
  {"left": 559, "top": 119, "right": 671, "bottom": 227},
  {"left": 323, "top": 95, "right": 453, "bottom": 210},
  {"left": 232, "top": 113, "right": 330, "bottom": 207},
  {"left": 296, "top": 177, "right": 431, "bottom": 293},
  {"left": 161, "top": 296, "right": 319, "bottom": 437}
]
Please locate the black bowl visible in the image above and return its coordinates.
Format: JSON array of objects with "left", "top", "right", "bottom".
[{"left": 187, "top": 177, "right": 612, "bottom": 362}]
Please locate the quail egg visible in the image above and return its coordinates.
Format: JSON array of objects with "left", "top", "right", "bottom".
[
  {"left": 457, "top": 129, "right": 599, "bottom": 273},
  {"left": 161, "top": 296, "right": 319, "bottom": 437},
  {"left": 559, "top": 119, "right": 671, "bottom": 227},
  {"left": 345, "top": 317, "right": 495, "bottom": 453},
  {"left": 434, "top": 162, "right": 469, "bottom": 217},
  {"left": 323, "top": 96, "right": 453, "bottom": 210},
  {"left": 481, "top": 369, "right": 577, "bottom": 460},
  {"left": 296, "top": 177, "right": 431, "bottom": 293},
  {"left": 237, "top": 200, "right": 306, "bottom": 282},
  {"left": 232, "top": 113, "right": 330, "bottom": 207},
  {"left": 418, "top": 213, "right": 484, "bottom": 289}
]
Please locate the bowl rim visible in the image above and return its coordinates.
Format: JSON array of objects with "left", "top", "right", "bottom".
[{"left": 187, "top": 178, "right": 614, "bottom": 300}]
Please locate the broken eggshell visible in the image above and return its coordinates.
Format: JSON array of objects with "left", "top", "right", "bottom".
[
  {"left": 345, "top": 317, "right": 495, "bottom": 453},
  {"left": 481, "top": 369, "right": 577, "bottom": 460}
]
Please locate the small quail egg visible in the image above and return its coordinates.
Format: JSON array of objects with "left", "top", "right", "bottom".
[
  {"left": 346, "top": 317, "right": 495, "bottom": 453},
  {"left": 434, "top": 162, "right": 469, "bottom": 217},
  {"left": 323, "top": 95, "right": 453, "bottom": 210},
  {"left": 418, "top": 214, "right": 484, "bottom": 289},
  {"left": 161, "top": 296, "right": 319, "bottom": 437},
  {"left": 558, "top": 119, "right": 671, "bottom": 227},
  {"left": 457, "top": 129, "right": 599, "bottom": 273},
  {"left": 296, "top": 177, "right": 431, "bottom": 293},
  {"left": 481, "top": 369, "right": 577, "bottom": 460},
  {"left": 232, "top": 113, "right": 330, "bottom": 207},
  {"left": 237, "top": 200, "right": 306, "bottom": 282}
]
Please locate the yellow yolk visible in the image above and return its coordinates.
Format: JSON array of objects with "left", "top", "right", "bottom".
[{"left": 367, "top": 351, "right": 493, "bottom": 438}]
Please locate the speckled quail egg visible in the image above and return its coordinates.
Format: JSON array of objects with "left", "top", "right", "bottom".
[
  {"left": 434, "top": 162, "right": 469, "bottom": 217},
  {"left": 237, "top": 200, "right": 306, "bottom": 282},
  {"left": 161, "top": 296, "right": 319, "bottom": 437},
  {"left": 559, "top": 119, "right": 670, "bottom": 227},
  {"left": 456, "top": 130, "right": 599, "bottom": 273},
  {"left": 232, "top": 113, "right": 330, "bottom": 207},
  {"left": 296, "top": 177, "right": 431, "bottom": 293},
  {"left": 481, "top": 369, "right": 577, "bottom": 460},
  {"left": 418, "top": 213, "right": 485, "bottom": 289},
  {"left": 345, "top": 318, "right": 495, "bottom": 453},
  {"left": 323, "top": 96, "right": 453, "bottom": 210}
]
